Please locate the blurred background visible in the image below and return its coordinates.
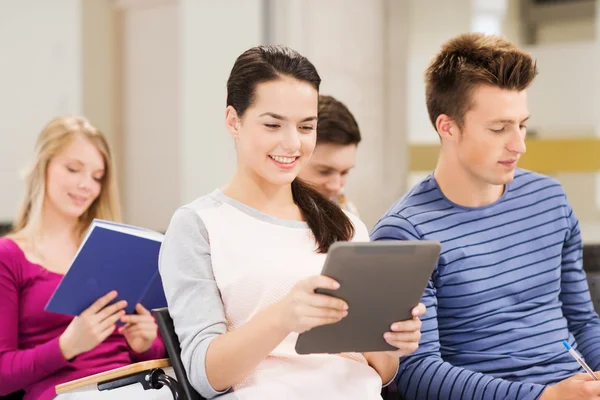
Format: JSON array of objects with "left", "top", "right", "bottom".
[{"left": 0, "top": 0, "right": 599, "bottom": 243}]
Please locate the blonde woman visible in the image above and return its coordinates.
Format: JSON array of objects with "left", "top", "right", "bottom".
[{"left": 0, "top": 116, "right": 165, "bottom": 400}]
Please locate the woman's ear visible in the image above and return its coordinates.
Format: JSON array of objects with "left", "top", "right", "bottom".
[{"left": 225, "top": 106, "right": 241, "bottom": 139}]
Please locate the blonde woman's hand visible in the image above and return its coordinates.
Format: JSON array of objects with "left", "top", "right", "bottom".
[
  {"left": 59, "top": 290, "right": 127, "bottom": 360},
  {"left": 119, "top": 303, "right": 159, "bottom": 354}
]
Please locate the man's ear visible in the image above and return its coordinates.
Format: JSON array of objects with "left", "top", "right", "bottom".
[
  {"left": 436, "top": 114, "right": 460, "bottom": 142},
  {"left": 225, "top": 106, "right": 241, "bottom": 139}
]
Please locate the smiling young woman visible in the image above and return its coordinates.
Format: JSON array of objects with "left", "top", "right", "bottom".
[{"left": 158, "top": 45, "right": 425, "bottom": 400}]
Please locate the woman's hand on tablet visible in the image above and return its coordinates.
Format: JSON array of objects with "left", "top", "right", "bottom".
[
  {"left": 382, "top": 303, "right": 426, "bottom": 357},
  {"left": 275, "top": 275, "right": 349, "bottom": 334},
  {"left": 363, "top": 304, "right": 425, "bottom": 385}
]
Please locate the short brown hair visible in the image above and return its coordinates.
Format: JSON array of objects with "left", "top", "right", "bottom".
[
  {"left": 317, "top": 95, "right": 361, "bottom": 146},
  {"left": 425, "top": 33, "right": 538, "bottom": 129}
]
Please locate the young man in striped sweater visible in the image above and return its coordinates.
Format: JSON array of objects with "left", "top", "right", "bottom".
[{"left": 371, "top": 33, "right": 600, "bottom": 400}]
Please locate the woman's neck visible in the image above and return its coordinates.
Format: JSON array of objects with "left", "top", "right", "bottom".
[
  {"left": 38, "top": 203, "right": 79, "bottom": 243},
  {"left": 11, "top": 203, "right": 80, "bottom": 268},
  {"left": 222, "top": 169, "right": 301, "bottom": 220}
]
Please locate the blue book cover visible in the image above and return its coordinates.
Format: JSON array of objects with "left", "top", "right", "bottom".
[{"left": 45, "top": 219, "right": 168, "bottom": 317}]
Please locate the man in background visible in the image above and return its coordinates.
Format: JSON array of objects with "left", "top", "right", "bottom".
[{"left": 299, "top": 94, "right": 361, "bottom": 216}]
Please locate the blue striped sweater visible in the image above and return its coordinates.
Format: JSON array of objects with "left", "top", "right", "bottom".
[{"left": 370, "top": 169, "right": 600, "bottom": 400}]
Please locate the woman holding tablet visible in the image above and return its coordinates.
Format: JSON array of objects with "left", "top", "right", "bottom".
[{"left": 159, "top": 45, "right": 424, "bottom": 399}]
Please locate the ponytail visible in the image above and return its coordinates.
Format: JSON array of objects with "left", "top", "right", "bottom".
[{"left": 292, "top": 178, "right": 354, "bottom": 253}]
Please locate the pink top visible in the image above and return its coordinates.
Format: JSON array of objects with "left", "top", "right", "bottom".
[{"left": 0, "top": 238, "right": 166, "bottom": 400}]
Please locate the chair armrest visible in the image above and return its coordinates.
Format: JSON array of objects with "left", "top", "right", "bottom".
[
  {"left": 152, "top": 308, "right": 204, "bottom": 400},
  {"left": 55, "top": 358, "right": 171, "bottom": 394}
]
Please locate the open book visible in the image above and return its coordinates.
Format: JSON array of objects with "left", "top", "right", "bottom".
[{"left": 45, "top": 219, "right": 167, "bottom": 317}]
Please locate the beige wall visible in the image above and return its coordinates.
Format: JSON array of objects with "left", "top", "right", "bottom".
[
  {"left": 0, "top": 0, "right": 82, "bottom": 221},
  {"left": 270, "top": 0, "right": 411, "bottom": 227},
  {"left": 537, "top": 19, "right": 595, "bottom": 44},
  {"left": 0, "top": 0, "right": 598, "bottom": 240},
  {"left": 119, "top": 2, "right": 181, "bottom": 232},
  {"left": 116, "top": 0, "right": 264, "bottom": 231},
  {"left": 115, "top": 0, "right": 410, "bottom": 229},
  {"left": 81, "top": 0, "right": 119, "bottom": 150},
  {"left": 179, "top": 0, "right": 264, "bottom": 205}
]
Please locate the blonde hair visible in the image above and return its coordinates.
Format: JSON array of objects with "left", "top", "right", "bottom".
[{"left": 12, "top": 116, "right": 122, "bottom": 243}]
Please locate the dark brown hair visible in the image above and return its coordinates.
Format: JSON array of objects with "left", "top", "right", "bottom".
[
  {"left": 425, "top": 33, "right": 538, "bottom": 129},
  {"left": 226, "top": 45, "right": 354, "bottom": 253},
  {"left": 317, "top": 95, "right": 361, "bottom": 146}
]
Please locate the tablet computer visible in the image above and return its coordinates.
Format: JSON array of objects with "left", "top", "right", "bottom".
[{"left": 295, "top": 240, "right": 441, "bottom": 355}]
